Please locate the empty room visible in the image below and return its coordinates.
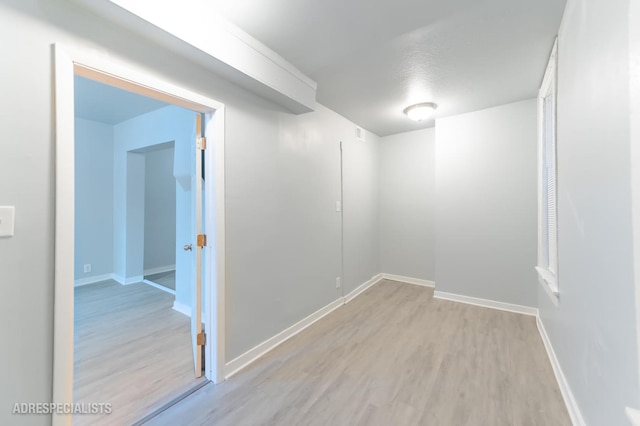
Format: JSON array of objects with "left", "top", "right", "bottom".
[
  {"left": 73, "top": 76, "right": 211, "bottom": 424},
  {"left": 1, "top": 0, "right": 639, "bottom": 426}
]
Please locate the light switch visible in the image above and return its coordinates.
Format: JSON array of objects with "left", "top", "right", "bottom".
[{"left": 0, "top": 206, "right": 15, "bottom": 237}]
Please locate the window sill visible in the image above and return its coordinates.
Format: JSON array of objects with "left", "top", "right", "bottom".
[{"left": 535, "top": 266, "right": 559, "bottom": 306}]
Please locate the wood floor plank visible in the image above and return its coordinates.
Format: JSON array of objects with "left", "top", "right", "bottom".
[
  {"left": 74, "top": 280, "right": 202, "bottom": 426},
  {"left": 146, "top": 280, "right": 570, "bottom": 425}
]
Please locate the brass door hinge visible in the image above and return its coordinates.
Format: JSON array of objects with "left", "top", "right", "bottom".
[
  {"left": 197, "top": 136, "right": 207, "bottom": 150},
  {"left": 197, "top": 332, "right": 206, "bottom": 346},
  {"left": 197, "top": 234, "right": 207, "bottom": 247}
]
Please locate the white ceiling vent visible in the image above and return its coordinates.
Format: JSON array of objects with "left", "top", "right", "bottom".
[{"left": 355, "top": 126, "right": 365, "bottom": 141}]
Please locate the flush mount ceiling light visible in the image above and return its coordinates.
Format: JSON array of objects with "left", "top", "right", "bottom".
[{"left": 403, "top": 102, "right": 438, "bottom": 121}]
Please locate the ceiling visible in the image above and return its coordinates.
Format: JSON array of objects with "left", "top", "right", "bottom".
[
  {"left": 207, "top": 0, "right": 566, "bottom": 136},
  {"left": 74, "top": 76, "right": 169, "bottom": 124},
  {"left": 74, "top": 0, "right": 566, "bottom": 136}
]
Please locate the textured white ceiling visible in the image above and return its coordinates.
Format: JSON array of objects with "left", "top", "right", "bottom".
[
  {"left": 74, "top": 76, "right": 169, "bottom": 125},
  {"left": 207, "top": 0, "right": 566, "bottom": 136}
]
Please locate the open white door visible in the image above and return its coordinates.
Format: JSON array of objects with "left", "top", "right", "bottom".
[{"left": 191, "top": 113, "right": 205, "bottom": 377}]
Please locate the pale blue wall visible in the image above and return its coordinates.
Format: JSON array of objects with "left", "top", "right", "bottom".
[
  {"left": 435, "top": 100, "right": 538, "bottom": 307},
  {"left": 342, "top": 129, "right": 380, "bottom": 295},
  {"left": 378, "top": 128, "right": 435, "bottom": 281},
  {"left": 1, "top": 5, "right": 380, "bottom": 421},
  {"left": 74, "top": 118, "right": 114, "bottom": 282},
  {"left": 144, "top": 144, "right": 177, "bottom": 272},
  {"left": 113, "top": 105, "right": 195, "bottom": 307},
  {"left": 124, "top": 151, "right": 145, "bottom": 281},
  {"left": 75, "top": 112, "right": 181, "bottom": 286},
  {"left": 538, "top": 0, "right": 640, "bottom": 423}
]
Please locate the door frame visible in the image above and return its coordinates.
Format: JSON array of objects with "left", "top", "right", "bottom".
[{"left": 52, "top": 43, "right": 226, "bottom": 425}]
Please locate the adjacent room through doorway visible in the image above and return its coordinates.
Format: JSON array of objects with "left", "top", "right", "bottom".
[{"left": 72, "top": 75, "right": 208, "bottom": 425}]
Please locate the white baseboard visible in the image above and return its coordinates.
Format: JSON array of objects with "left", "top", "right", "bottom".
[
  {"left": 433, "top": 290, "right": 538, "bottom": 316},
  {"left": 344, "top": 273, "right": 383, "bottom": 303},
  {"left": 223, "top": 273, "right": 435, "bottom": 379},
  {"left": 113, "top": 274, "right": 144, "bottom": 285},
  {"left": 225, "top": 297, "right": 344, "bottom": 379},
  {"left": 536, "top": 315, "right": 586, "bottom": 426},
  {"left": 142, "top": 279, "right": 176, "bottom": 295},
  {"left": 172, "top": 301, "right": 207, "bottom": 326},
  {"left": 74, "top": 273, "right": 115, "bottom": 287},
  {"left": 381, "top": 273, "right": 435, "bottom": 288},
  {"left": 144, "top": 265, "right": 176, "bottom": 276},
  {"left": 125, "top": 275, "right": 144, "bottom": 285},
  {"left": 172, "top": 301, "right": 191, "bottom": 317}
]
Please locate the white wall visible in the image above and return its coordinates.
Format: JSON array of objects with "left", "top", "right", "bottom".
[
  {"left": 435, "top": 99, "right": 538, "bottom": 307},
  {"left": 74, "top": 118, "right": 114, "bottom": 282},
  {"left": 378, "top": 128, "right": 435, "bottom": 281},
  {"left": 538, "top": 0, "right": 640, "bottom": 423},
  {"left": 342, "top": 131, "right": 380, "bottom": 295},
  {"left": 143, "top": 144, "right": 176, "bottom": 272},
  {"left": 0, "top": 4, "right": 379, "bottom": 423}
]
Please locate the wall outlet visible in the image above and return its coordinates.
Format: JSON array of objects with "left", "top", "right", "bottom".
[
  {"left": 83, "top": 264, "right": 91, "bottom": 273},
  {"left": 336, "top": 277, "right": 341, "bottom": 289}
]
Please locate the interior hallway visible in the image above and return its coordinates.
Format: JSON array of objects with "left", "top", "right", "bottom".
[
  {"left": 147, "top": 280, "right": 570, "bottom": 425},
  {"left": 74, "top": 280, "right": 202, "bottom": 425}
]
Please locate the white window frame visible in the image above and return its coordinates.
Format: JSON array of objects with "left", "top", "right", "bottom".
[{"left": 536, "top": 38, "right": 560, "bottom": 304}]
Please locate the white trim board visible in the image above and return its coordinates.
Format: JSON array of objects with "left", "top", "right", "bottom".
[
  {"left": 344, "top": 273, "right": 383, "bottom": 303},
  {"left": 53, "top": 43, "right": 227, "bottom": 426},
  {"left": 172, "top": 301, "right": 208, "bottom": 327},
  {"left": 144, "top": 265, "right": 175, "bottom": 276},
  {"left": 112, "top": 274, "right": 144, "bottom": 285},
  {"left": 433, "top": 290, "right": 538, "bottom": 316},
  {"left": 172, "top": 301, "right": 192, "bottom": 317},
  {"left": 74, "top": 273, "right": 115, "bottom": 287},
  {"left": 142, "top": 279, "right": 175, "bottom": 295},
  {"left": 536, "top": 316, "right": 586, "bottom": 426},
  {"left": 225, "top": 297, "right": 344, "bottom": 379},
  {"left": 381, "top": 273, "right": 435, "bottom": 288}
]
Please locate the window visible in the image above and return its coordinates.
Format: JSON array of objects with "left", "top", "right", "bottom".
[{"left": 536, "top": 38, "right": 559, "bottom": 301}]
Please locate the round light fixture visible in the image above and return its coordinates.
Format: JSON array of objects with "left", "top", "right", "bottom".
[{"left": 403, "top": 102, "right": 438, "bottom": 121}]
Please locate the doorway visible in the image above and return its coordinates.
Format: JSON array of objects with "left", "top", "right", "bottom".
[
  {"left": 53, "top": 44, "right": 226, "bottom": 426},
  {"left": 73, "top": 76, "right": 206, "bottom": 424}
]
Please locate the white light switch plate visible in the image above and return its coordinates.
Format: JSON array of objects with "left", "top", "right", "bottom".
[{"left": 0, "top": 206, "right": 15, "bottom": 237}]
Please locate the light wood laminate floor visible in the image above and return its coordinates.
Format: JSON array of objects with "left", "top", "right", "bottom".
[
  {"left": 74, "top": 280, "right": 202, "bottom": 426},
  {"left": 147, "top": 280, "right": 570, "bottom": 425}
]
